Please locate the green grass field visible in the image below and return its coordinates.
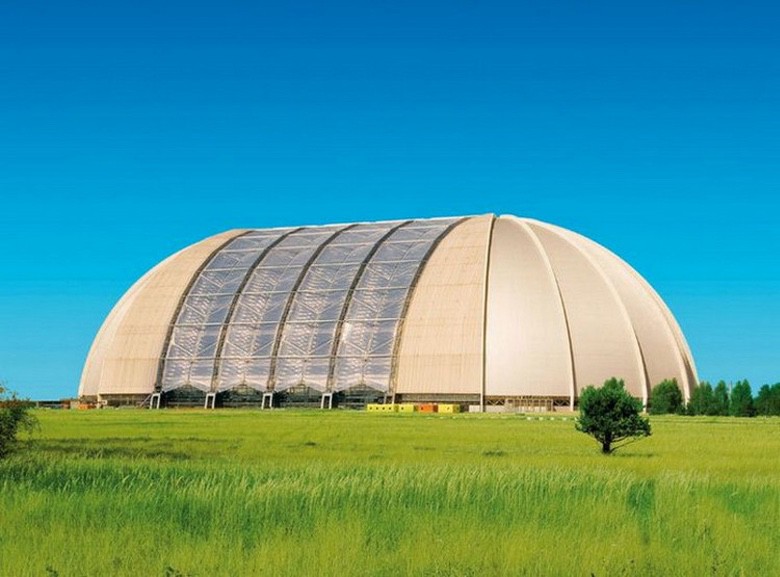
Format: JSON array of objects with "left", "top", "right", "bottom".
[{"left": 1, "top": 410, "right": 778, "bottom": 576}]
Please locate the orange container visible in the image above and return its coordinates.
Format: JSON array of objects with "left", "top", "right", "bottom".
[{"left": 418, "top": 403, "right": 438, "bottom": 413}]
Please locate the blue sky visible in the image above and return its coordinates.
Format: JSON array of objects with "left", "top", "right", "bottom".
[{"left": 1, "top": 1, "right": 778, "bottom": 399}]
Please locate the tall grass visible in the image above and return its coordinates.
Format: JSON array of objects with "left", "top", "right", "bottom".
[{"left": 1, "top": 411, "right": 778, "bottom": 576}]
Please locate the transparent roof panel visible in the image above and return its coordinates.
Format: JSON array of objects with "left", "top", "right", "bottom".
[
  {"left": 160, "top": 228, "right": 296, "bottom": 391},
  {"left": 332, "top": 217, "right": 458, "bottom": 392},
  {"left": 214, "top": 225, "right": 346, "bottom": 391},
  {"left": 160, "top": 217, "right": 462, "bottom": 395},
  {"left": 272, "top": 222, "right": 401, "bottom": 391}
]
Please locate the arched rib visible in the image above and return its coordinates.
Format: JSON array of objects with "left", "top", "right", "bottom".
[
  {"left": 387, "top": 218, "right": 467, "bottom": 397},
  {"left": 480, "top": 215, "right": 497, "bottom": 410}
]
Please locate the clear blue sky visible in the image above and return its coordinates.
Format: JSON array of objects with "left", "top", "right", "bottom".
[{"left": 1, "top": 1, "right": 778, "bottom": 399}]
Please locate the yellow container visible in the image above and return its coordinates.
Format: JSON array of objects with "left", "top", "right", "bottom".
[
  {"left": 397, "top": 404, "right": 417, "bottom": 413},
  {"left": 438, "top": 404, "right": 461, "bottom": 414},
  {"left": 367, "top": 404, "right": 398, "bottom": 412}
]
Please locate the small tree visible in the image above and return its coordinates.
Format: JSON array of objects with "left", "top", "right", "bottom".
[
  {"left": 0, "top": 383, "right": 37, "bottom": 459},
  {"left": 649, "top": 378, "right": 684, "bottom": 415},
  {"left": 729, "top": 379, "right": 755, "bottom": 417},
  {"left": 576, "top": 378, "right": 651, "bottom": 454}
]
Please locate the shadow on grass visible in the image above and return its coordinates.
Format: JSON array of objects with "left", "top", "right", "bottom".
[
  {"left": 32, "top": 438, "right": 198, "bottom": 461},
  {"left": 610, "top": 452, "right": 657, "bottom": 459}
]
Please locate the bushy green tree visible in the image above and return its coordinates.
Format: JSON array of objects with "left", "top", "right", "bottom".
[
  {"left": 0, "top": 383, "right": 37, "bottom": 459},
  {"left": 713, "top": 381, "right": 730, "bottom": 416},
  {"left": 729, "top": 380, "right": 754, "bottom": 417},
  {"left": 755, "top": 383, "right": 780, "bottom": 416},
  {"left": 649, "top": 378, "right": 684, "bottom": 415},
  {"left": 687, "top": 381, "right": 714, "bottom": 415},
  {"left": 576, "top": 378, "right": 651, "bottom": 454}
]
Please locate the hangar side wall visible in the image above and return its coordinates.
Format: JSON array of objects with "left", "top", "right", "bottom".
[
  {"left": 394, "top": 215, "right": 494, "bottom": 396},
  {"left": 79, "top": 230, "right": 245, "bottom": 397}
]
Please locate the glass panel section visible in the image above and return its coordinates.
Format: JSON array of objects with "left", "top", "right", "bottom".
[
  {"left": 275, "top": 357, "right": 305, "bottom": 388},
  {"left": 161, "top": 359, "right": 216, "bottom": 392},
  {"left": 332, "top": 218, "right": 458, "bottom": 392},
  {"left": 161, "top": 359, "right": 190, "bottom": 392},
  {"left": 273, "top": 222, "right": 399, "bottom": 391},
  {"left": 166, "top": 325, "right": 200, "bottom": 359},
  {"left": 215, "top": 225, "right": 345, "bottom": 391},
  {"left": 187, "top": 359, "right": 216, "bottom": 390},
  {"left": 161, "top": 217, "right": 459, "bottom": 396},
  {"left": 208, "top": 250, "right": 260, "bottom": 270},
  {"left": 161, "top": 229, "right": 294, "bottom": 391}
]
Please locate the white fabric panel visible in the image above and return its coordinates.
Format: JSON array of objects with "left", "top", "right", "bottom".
[
  {"left": 526, "top": 222, "right": 646, "bottom": 397},
  {"left": 395, "top": 215, "right": 493, "bottom": 396},
  {"left": 485, "top": 217, "right": 573, "bottom": 399},
  {"left": 562, "top": 228, "right": 696, "bottom": 398},
  {"left": 80, "top": 229, "right": 245, "bottom": 397}
]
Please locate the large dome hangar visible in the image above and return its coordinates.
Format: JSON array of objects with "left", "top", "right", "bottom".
[{"left": 80, "top": 214, "right": 697, "bottom": 410}]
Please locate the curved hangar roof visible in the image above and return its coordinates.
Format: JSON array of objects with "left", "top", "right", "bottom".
[{"left": 80, "top": 215, "right": 697, "bottom": 404}]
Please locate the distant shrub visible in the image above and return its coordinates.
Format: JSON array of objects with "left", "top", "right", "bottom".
[
  {"left": 713, "top": 381, "right": 730, "bottom": 416},
  {"left": 755, "top": 383, "right": 780, "bottom": 416},
  {"left": 686, "top": 381, "right": 714, "bottom": 416},
  {"left": 0, "top": 383, "right": 37, "bottom": 459},
  {"left": 729, "top": 380, "right": 755, "bottom": 417},
  {"left": 649, "top": 379, "right": 684, "bottom": 415}
]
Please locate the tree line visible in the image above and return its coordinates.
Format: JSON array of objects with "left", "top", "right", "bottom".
[
  {"left": 576, "top": 377, "right": 779, "bottom": 455},
  {"left": 649, "top": 378, "right": 780, "bottom": 417}
]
